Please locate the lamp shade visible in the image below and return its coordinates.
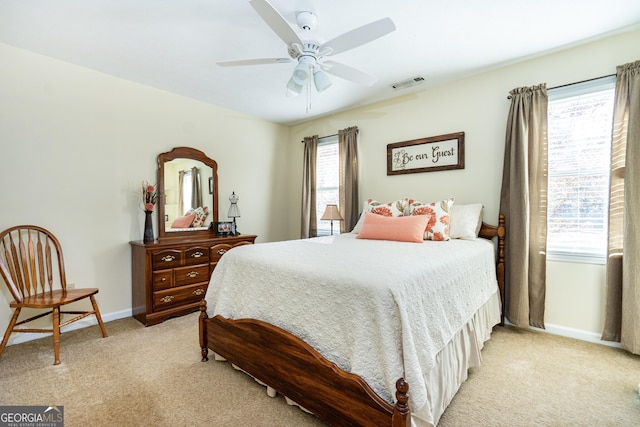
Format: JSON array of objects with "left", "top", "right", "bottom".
[
  {"left": 320, "top": 204, "right": 343, "bottom": 221},
  {"left": 291, "top": 61, "right": 311, "bottom": 85},
  {"left": 286, "top": 76, "right": 303, "bottom": 97},
  {"left": 313, "top": 68, "right": 332, "bottom": 92}
]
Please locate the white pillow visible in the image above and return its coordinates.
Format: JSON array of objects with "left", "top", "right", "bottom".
[
  {"left": 351, "top": 211, "right": 366, "bottom": 233},
  {"left": 449, "top": 203, "right": 483, "bottom": 240}
]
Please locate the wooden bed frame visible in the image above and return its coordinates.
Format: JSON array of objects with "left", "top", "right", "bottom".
[{"left": 199, "top": 214, "right": 505, "bottom": 426}]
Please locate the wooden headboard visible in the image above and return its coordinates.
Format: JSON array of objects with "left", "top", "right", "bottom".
[{"left": 478, "top": 214, "right": 505, "bottom": 325}]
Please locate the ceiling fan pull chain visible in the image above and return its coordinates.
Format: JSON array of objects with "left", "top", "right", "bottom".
[{"left": 306, "top": 79, "right": 312, "bottom": 114}]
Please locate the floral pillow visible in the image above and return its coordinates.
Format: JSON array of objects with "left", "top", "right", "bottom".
[
  {"left": 364, "top": 198, "right": 408, "bottom": 217},
  {"left": 186, "top": 206, "right": 209, "bottom": 227},
  {"left": 408, "top": 198, "right": 454, "bottom": 241},
  {"left": 351, "top": 198, "right": 409, "bottom": 233}
]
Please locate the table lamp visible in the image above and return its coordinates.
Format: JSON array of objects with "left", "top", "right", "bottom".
[{"left": 320, "top": 204, "right": 343, "bottom": 235}]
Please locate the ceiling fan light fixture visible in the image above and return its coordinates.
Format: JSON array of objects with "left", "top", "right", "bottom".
[
  {"left": 313, "top": 68, "right": 332, "bottom": 92},
  {"left": 286, "top": 76, "right": 303, "bottom": 97},
  {"left": 291, "top": 61, "right": 311, "bottom": 85}
]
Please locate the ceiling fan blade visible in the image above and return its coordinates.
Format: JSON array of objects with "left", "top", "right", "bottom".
[
  {"left": 249, "top": 0, "right": 303, "bottom": 46},
  {"left": 321, "top": 60, "right": 377, "bottom": 86},
  {"left": 321, "top": 17, "right": 395, "bottom": 56},
  {"left": 217, "top": 58, "right": 293, "bottom": 67}
]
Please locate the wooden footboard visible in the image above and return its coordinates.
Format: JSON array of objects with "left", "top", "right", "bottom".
[{"left": 199, "top": 303, "right": 410, "bottom": 427}]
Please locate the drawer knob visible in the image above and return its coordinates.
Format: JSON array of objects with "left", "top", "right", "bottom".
[
  {"left": 161, "top": 277, "right": 167, "bottom": 282},
  {"left": 161, "top": 255, "right": 176, "bottom": 262},
  {"left": 191, "top": 251, "right": 204, "bottom": 258},
  {"left": 160, "top": 295, "right": 174, "bottom": 303},
  {"left": 193, "top": 289, "right": 205, "bottom": 296},
  {"left": 217, "top": 248, "right": 227, "bottom": 255},
  {"left": 186, "top": 271, "right": 198, "bottom": 278}
]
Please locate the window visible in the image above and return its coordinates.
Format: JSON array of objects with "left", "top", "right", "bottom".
[
  {"left": 182, "top": 170, "right": 193, "bottom": 214},
  {"left": 547, "top": 76, "right": 615, "bottom": 264},
  {"left": 316, "top": 136, "right": 340, "bottom": 236}
]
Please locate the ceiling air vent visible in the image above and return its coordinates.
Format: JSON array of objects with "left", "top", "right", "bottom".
[{"left": 391, "top": 76, "right": 425, "bottom": 91}]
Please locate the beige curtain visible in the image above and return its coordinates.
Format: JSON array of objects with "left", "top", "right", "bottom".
[
  {"left": 602, "top": 60, "right": 640, "bottom": 355},
  {"left": 301, "top": 135, "right": 318, "bottom": 238},
  {"left": 499, "top": 84, "right": 548, "bottom": 329},
  {"left": 338, "top": 126, "right": 359, "bottom": 232},
  {"left": 178, "top": 170, "right": 185, "bottom": 215},
  {"left": 191, "top": 167, "right": 202, "bottom": 209}
]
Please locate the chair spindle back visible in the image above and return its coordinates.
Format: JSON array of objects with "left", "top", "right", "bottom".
[{"left": 0, "top": 226, "right": 67, "bottom": 303}]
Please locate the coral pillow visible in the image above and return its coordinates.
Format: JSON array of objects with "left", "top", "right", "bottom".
[
  {"left": 356, "top": 212, "right": 430, "bottom": 243},
  {"left": 408, "top": 198, "right": 454, "bottom": 241},
  {"left": 171, "top": 213, "right": 196, "bottom": 228},
  {"left": 351, "top": 198, "right": 409, "bottom": 233}
]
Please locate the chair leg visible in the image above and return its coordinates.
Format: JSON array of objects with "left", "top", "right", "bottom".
[
  {"left": 0, "top": 308, "right": 21, "bottom": 358},
  {"left": 90, "top": 295, "right": 108, "bottom": 338},
  {"left": 52, "top": 307, "right": 61, "bottom": 365}
]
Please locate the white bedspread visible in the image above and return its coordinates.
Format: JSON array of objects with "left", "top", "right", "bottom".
[{"left": 205, "top": 234, "right": 500, "bottom": 425}]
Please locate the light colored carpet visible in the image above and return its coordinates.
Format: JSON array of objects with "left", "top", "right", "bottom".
[{"left": 1, "top": 313, "right": 639, "bottom": 426}]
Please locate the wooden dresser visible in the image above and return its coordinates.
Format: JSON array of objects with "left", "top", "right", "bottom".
[{"left": 130, "top": 234, "right": 257, "bottom": 326}]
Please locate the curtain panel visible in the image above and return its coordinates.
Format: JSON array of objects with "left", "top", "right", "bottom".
[
  {"left": 300, "top": 135, "right": 318, "bottom": 238},
  {"left": 338, "top": 126, "right": 360, "bottom": 233},
  {"left": 499, "top": 84, "right": 548, "bottom": 329},
  {"left": 191, "top": 167, "right": 202, "bottom": 209},
  {"left": 178, "top": 170, "right": 185, "bottom": 217},
  {"left": 602, "top": 60, "right": 640, "bottom": 355}
]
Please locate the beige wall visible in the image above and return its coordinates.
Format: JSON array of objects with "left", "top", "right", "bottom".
[
  {"left": 286, "top": 28, "right": 640, "bottom": 342},
  {"left": 0, "top": 43, "right": 291, "bottom": 344}
]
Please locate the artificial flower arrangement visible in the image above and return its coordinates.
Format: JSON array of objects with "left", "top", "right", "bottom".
[{"left": 142, "top": 181, "right": 157, "bottom": 212}]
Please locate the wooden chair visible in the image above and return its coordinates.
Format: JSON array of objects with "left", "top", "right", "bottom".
[{"left": 0, "top": 225, "right": 108, "bottom": 365}]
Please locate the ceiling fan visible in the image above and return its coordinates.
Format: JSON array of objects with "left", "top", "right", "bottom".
[{"left": 217, "top": 0, "right": 396, "bottom": 97}]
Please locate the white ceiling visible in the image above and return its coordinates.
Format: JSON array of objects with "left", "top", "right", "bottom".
[{"left": 1, "top": 1, "right": 639, "bottom": 125}]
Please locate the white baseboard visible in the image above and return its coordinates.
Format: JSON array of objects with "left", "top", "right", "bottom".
[
  {"left": 5, "top": 308, "right": 132, "bottom": 346},
  {"left": 504, "top": 319, "right": 621, "bottom": 348}
]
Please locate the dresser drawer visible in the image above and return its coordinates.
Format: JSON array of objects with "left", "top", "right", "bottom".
[
  {"left": 152, "top": 249, "right": 182, "bottom": 269},
  {"left": 174, "top": 264, "right": 210, "bottom": 286},
  {"left": 153, "top": 283, "right": 208, "bottom": 312},
  {"left": 210, "top": 243, "right": 234, "bottom": 262},
  {"left": 152, "top": 269, "right": 174, "bottom": 291},
  {"left": 184, "top": 247, "right": 209, "bottom": 265}
]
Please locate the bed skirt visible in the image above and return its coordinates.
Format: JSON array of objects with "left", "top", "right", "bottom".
[{"left": 216, "top": 290, "right": 501, "bottom": 427}]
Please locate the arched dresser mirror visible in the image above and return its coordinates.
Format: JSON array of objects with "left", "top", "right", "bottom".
[{"left": 156, "top": 147, "right": 219, "bottom": 242}]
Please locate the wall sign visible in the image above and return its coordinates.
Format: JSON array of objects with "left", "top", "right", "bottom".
[{"left": 387, "top": 132, "right": 465, "bottom": 175}]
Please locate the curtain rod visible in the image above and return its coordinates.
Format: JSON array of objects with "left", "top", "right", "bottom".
[
  {"left": 507, "top": 73, "right": 616, "bottom": 99},
  {"left": 300, "top": 133, "right": 338, "bottom": 143},
  {"left": 548, "top": 73, "right": 616, "bottom": 91}
]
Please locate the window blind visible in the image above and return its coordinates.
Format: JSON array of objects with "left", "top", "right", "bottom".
[{"left": 547, "top": 76, "right": 615, "bottom": 263}]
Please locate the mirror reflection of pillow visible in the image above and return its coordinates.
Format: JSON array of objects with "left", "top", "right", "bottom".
[
  {"left": 187, "top": 206, "right": 209, "bottom": 227},
  {"left": 171, "top": 213, "right": 196, "bottom": 228}
]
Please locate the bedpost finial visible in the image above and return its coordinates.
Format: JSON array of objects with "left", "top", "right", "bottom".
[{"left": 392, "top": 378, "right": 410, "bottom": 427}]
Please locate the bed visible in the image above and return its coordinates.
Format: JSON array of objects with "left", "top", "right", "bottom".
[{"left": 199, "top": 214, "right": 505, "bottom": 427}]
